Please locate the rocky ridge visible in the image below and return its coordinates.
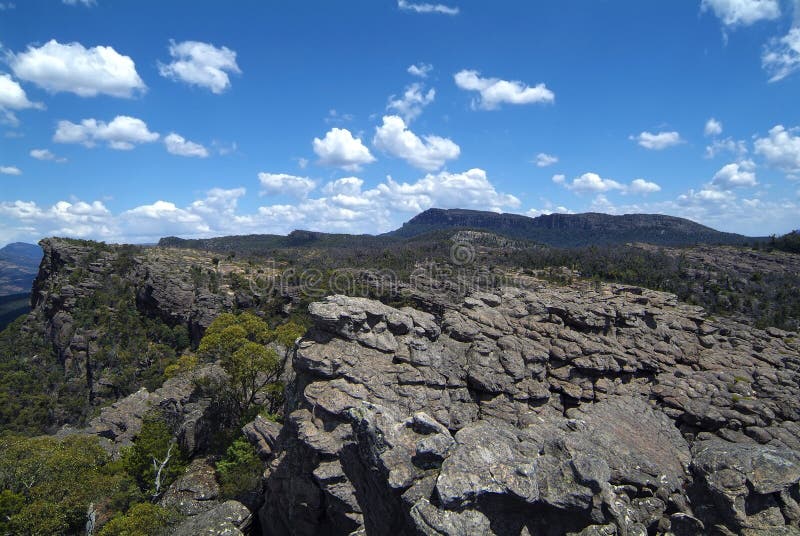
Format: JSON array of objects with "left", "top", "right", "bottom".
[{"left": 259, "top": 280, "right": 800, "bottom": 535}]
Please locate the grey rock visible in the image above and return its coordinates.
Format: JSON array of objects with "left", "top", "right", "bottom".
[{"left": 171, "top": 500, "right": 251, "bottom": 536}]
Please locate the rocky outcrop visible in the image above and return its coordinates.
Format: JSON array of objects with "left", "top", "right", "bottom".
[
  {"left": 260, "top": 283, "right": 800, "bottom": 535},
  {"left": 61, "top": 363, "right": 227, "bottom": 456}
]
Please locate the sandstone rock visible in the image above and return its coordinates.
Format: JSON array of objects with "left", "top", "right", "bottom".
[
  {"left": 171, "top": 500, "right": 251, "bottom": 536},
  {"left": 261, "top": 287, "right": 800, "bottom": 535}
]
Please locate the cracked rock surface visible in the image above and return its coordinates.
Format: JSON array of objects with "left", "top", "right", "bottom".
[{"left": 260, "top": 283, "right": 800, "bottom": 535}]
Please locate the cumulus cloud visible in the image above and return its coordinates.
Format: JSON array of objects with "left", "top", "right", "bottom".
[
  {"left": 762, "top": 28, "right": 800, "bottom": 82},
  {"left": 705, "top": 117, "right": 723, "bottom": 136},
  {"left": 0, "top": 167, "right": 525, "bottom": 244},
  {"left": 705, "top": 137, "right": 748, "bottom": 159},
  {"left": 701, "top": 0, "right": 781, "bottom": 26},
  {"left": 559, "top": 173, "right": 662, "bottom": 195},
  {"left": 54, "top": 115, "right": 159, "bottom": 150},
  {"left": 10, "top": 40, "right": 145, "bottom": 97},
  {"left": 158, "top": 40, "right": 241, "bottom": 94},
  {"left": 0, "top": 199, "right": 114, "bottom": 241},
  {"left": 258, "top": 173, "right": 316, "bottom": 198},
  {"left": 387, "top": 83, "right": 435, "bottom": 122},
  {"left": 313, "top": 127, "right": 376, "bottom": 171},
  {"left": 164, "top": 133, "right": 208, "bottom": 158},
  {"left": 398, "top": 0, "right": 459, "bottom": 15},
  {"left": 535, "top": 153, "right": 558, "bottom": 167},
  {"left": 30, "top": 149, "right": 66, "bottom": 163},
  {"left": 375, "top": 168, "right": 520, "bottom": 213},
  {"left": 754, "top": 124, "right": 800, "bottom": 175},
  {"left": 373, "top": 115, "right": 460, "bottom": 171},
  {"left": 628, "top": 178, "right": 662, "bottom": 194},
  {"left": 711, "top": 160, "right": 758, "bottom": 188},
  {"left": 631, "top": 131, "right": 684, "bottom": 150},
  {"left": 408, "top": 63, "right": 433, "bottom": 78},
  {"left": 564, "top": 172, "right": 626, "bottom": 193},
  {"left": 454, "top": 70, "right": 554, "bottom": 110},
  {"left": 0, "top": 166, "right": 21, "bottom": 175},
  {"left": 0, "top": 73, "right": 43, "bottom": 111}
]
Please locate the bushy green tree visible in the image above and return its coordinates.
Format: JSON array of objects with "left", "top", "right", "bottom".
[{"left": 198, "top": 312, "right": 293, "bottom": 418}]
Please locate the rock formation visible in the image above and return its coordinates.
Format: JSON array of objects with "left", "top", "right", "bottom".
[{"left": 259, "top": 282, "right": 800, "bottom": 535}]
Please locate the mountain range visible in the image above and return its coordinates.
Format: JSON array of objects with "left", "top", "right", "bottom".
[{"left": 159, "top": 208, "right": 759, "bottom": 253}]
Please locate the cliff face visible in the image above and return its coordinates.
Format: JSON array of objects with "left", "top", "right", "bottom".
[
  {"left": 24, "top": 238, "right": 238, "bottom": 412},
  {"left": 260, "top": 281, "right": 800, "bottom": 535},
  {"left": 392, "top": 208, "right": 753, "bottom": 246}
]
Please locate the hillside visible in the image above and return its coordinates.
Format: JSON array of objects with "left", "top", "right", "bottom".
[{"left": 0, "top": 232, "right": 799, "bottom": 534}]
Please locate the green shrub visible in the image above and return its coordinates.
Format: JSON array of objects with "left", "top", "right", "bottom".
[
  {"left": 216, "top": 437, "right": 262, "bottom": 499},
  {"left": 98, "top": 502, "right": 175, "bottom": 536},
  {"left": 121, "top": 414, "right": 187, "bottom": 498}
]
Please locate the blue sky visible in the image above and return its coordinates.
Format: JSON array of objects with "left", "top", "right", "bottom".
[{"left": 0, "top": 0, "right": 799, "bottom": 246}]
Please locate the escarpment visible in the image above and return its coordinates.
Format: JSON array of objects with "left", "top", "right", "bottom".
[{"left": 260, "top": 284, "right": 800, "bottom": 535}]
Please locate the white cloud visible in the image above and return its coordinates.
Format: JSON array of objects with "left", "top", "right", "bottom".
[
  {"left": 559, "top": 173, "right": 661, "bottom": 195},
  {"left": 701, "top": 0, "right": 781, "bottom": 26},
  {"left": 454, "top": 70, "right": 554, "bottom": 110},
  {"left": 705, "top": 137, "right": 748, "bottom": 159},
  {"left": 705, "top": 117, "right": 723, "bottom": 136},
  {"left": 164, "top": 132, "right": 208, "bottom": 158},
  {"left": 632, "top": 131, "right": 684, "bottom": 150},
  {"left": 0, "top": 3, "right": 17, "bottom": 9},
  {"left": 387, "top": 83, "right": 435, "bottom": 122},
  {"left": 526, "top": 204, "right": 574, "bottom": 217},
  {"left": 564, "top": 172, "right": 626, "bottom": 193},
  {"left": 0, "top": 167, "right": 523, "bottom": 243},
  {"left": 322, "top": 176, "right": 361, "bottom": 194},
  {"left": 0, "top": 73, "right": 43, "bottom": 111},
  {"left": 313, "top": 127, "right": 376, "bottom": 171},
  {"left": 535, "top": 153, "right": 558, "bottom": 167},
  {"left": 408, "top": 63, "right": 433, "bottom": 78},
  {"left": 762, "top": 28, "right": 800, "bottom": 82},
  {"left": 376, "top": 168, "right": 520, "bottom": 213},
  {"left": 628, "top": 178, "right": 662, "bottom": 194},
  {"left": 54, "top": 115, "right": 159, "bottom": 150},
  {"left": 0, "top": 166, "right": 21, "bottom": 175},
  {"left": 678, "top": 188, "right": 736, "bottom": 203},
  {"left": 711, "top": 160, "right": 758, "bottom": 188},
  {"left": 373, "top": 115, "right": 460, "bottom": 171},
  {"left": 63, "top": 0, "right": 96, "bottom": 5},
  {"left": 754, "top": 124, "right": 800, "bottom": 175},
  {"left": 158, "top": 40, "right": 241, "bottom": 94},
  {"left": 30, "top": 149, "right": 66, "bottom": 163},
  {"left": 258, "top": 173, "right": 316, "bottom": 198},
  {"left": 10, "top": 40, "right": 145, "bottom": 98},
  {"left": 398, "top": 0, "right": 459, "bottom": 15}
]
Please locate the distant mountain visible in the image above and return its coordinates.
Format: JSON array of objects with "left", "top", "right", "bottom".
[
  {"left": 0, "top": 242, "right": 42, "bottom": 296},
  {"left": 158, "top": 208, "right": 760, "bottom": 254},
  {"left": 0, "top": 242, "right": 41, "bottom": 328},
  {"left": 387, "top": 208, "right": 757, "bottom": 247}
]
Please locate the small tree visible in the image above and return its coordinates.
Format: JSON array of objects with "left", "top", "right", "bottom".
[
  {"left": 122, "top": 414, "right": 186, "bottom": 499},
  {"left": 198, "top": 312, "right": 289, "bottom": 418}
]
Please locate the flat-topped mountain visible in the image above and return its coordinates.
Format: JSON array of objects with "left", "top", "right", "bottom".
[
  {"left": 390, "top": 208, "right": 756, "bottom": 246},
  {"left": 158, "top": 208, "right": 758, "bottom": 253}
]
